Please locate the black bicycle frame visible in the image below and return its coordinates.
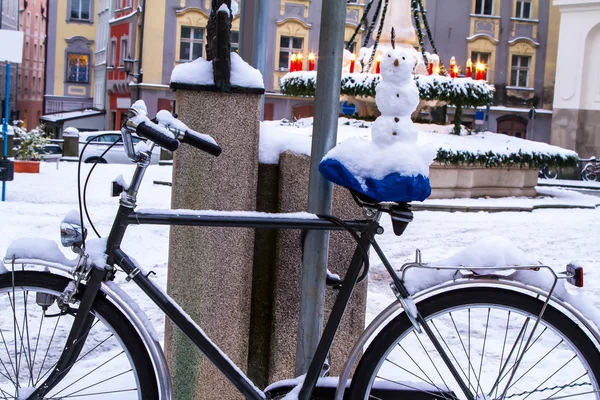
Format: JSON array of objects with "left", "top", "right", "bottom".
[{"left": 102, "top": 204, "right": 377, "bottom": 400}]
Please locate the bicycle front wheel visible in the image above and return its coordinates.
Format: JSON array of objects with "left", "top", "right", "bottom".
[
  {"left": 0, "top": 271, "right": 159, "bottom": 399},
  {"left": 350, "top": 287, "right": 600, "bottom": 400}
]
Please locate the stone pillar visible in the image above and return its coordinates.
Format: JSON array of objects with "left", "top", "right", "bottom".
[
  {"left": 551, "top": 0, "right": 600, "bottom": 159},
  {"left": 62, "top": 131, "right": 79, "bottom": 158},
  {"left": 165, "top": 88, "right": 263, "bottom": 400}
]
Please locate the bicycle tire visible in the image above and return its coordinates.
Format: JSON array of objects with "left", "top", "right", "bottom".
[
  {"left": 349, "top": 287, "right": 600, "bottom": 400},
  {"left": 0, "top": 271, "right": 159, "bottom": 399},
  {"left": 582, "top": 163, "right": 598, "bottom": 182}
]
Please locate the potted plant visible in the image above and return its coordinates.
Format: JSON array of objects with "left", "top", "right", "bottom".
[{"left": 13, "top": 123, "right": 49, "bottom": 173}]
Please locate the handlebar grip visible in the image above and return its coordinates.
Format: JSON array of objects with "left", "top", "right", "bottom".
[
  {"left": 181, "top": 130, "right": 222, "bottom": 157},
  {"left": 136, "top": 121, "right": 180, "bottom": 152}
]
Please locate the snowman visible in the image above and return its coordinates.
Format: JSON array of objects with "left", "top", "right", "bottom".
[{"left": 372, "top": 45, "right": 420, "bottom": 145}]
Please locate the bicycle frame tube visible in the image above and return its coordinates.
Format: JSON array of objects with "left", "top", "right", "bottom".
[{"left": 103, "top": 204, "right": 375, "bottom": 399}]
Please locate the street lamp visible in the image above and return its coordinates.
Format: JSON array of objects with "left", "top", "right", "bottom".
[{"left": 123, "top": 55, "right": 136, "bottom": 77}]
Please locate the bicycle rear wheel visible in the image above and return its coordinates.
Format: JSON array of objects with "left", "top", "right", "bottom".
[
  {"left": 0, "top": 271, "right": 159, "bottom": 399},
  {"left": 349, "top": 287, "right": 600, "bottom": 400},
  {"left": 582, "top": 163, "right": 598, "bottom": 182}
]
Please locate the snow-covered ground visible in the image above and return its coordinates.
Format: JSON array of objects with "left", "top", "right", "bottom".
[{"left": 1, "top": 162, "right": 600, "bottom": 397}]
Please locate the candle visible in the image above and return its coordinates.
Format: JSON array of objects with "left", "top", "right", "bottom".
[
  {"left": 296, "top": 53, "right": 303, "bottom": 71},
  {"left": 428, "top": 59, "right": 433, "bottom": 75},
  {"left": 476, "top": 62, "right": 485, "bottom": 80},
  {"left": 308, "top": 53, "right": 315, "bottom": 71},
  {"left": 449, "top": 56, "right": 457, "bottom": 78},
  {"left": 375, "top": 54, "right": 382, "bottom": 74},
  {"left": 290, "top": 53, "right": 297, "bottom": 72},
  {"left": 465, "top": 58, "right": 473, "bottom": 78},
  {"left": 349, "top": 53, "right": 356, "bottom": 73},
  {"left": 451, "top": 65, "right": 459, "bottom": 78},
  {"left": 434, "top": 66, "right": 440, "bottom": 75}
]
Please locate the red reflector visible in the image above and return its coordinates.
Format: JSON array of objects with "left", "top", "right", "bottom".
[{"left": 567, "top": 263, "right": 584, "bottom": 288}]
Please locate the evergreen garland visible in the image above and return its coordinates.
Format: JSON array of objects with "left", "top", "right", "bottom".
[
  {"left": 434, "top": 149, "right": 578, "bottom": 169},
  {"left": 367, "top": 0, "right": 389, "bottom": 71},
  {"left": 346, "top": 0, "right": 375, "bottom": 51}
]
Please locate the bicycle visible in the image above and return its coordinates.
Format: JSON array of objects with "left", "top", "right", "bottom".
[
  {"left": 581, "top": 158, "right": 599, "bottom": 182},
  {"left": 1, "top": 101, "right": 599, "bottom": 399}
]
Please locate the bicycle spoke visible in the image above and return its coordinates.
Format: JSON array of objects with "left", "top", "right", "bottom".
[
  {"left": 488, "top": 317, "right": 530, "bottom": 397},
  {"left": 30, "top": 307, "right": 46, "bottom": 386},
  {"left": 49, "top": 387, "right": 138, "bottom": 398},
  {"left": 57, "top": 367, "right": 133, "bottom": 398},
  {"left": 35, "top": 313, "right": 62, "bottom": 384},
  {"left": 520, "top": 355, "right": 577, "bottom": 400},
  {"left": 507, "top": 339, "right": 564, "bottom": 393},
  {"left": 407, "top": 332, "right": 453, "bottom": 395},
  {"left": 22, "top": 290, "right": 35, "bottom": 386},
  {"left": 548, "top": 373, "right": 590, "bottom": 399},
  {"left": 384, "top": 353, "right": 452, "bottom": 400},
  {"left": 51, "top": 350, "right": 125, "bottom": 397},
  {"left": 547, "top": 390, "right": 600, "bottom": 400},
  {"left": 0, "top": 327, "right": 16, "bottom": 384},
  {"left": 375, "top": 374, "right": 454, "bottom": 398},
  {"left": 474, "top": 308, "right": 490, "bottom": 399},
  {"left": 495, "top": 310, "right": 511, "bottom": 399}
]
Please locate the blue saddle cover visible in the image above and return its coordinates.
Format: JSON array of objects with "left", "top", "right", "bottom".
[{"left": 319, "top": 158, "right": 431, "bottom": 203}]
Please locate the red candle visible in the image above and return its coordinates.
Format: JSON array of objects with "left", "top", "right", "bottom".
[
  {"left": 475, "top": 62, "right": 485, "bottom": 80},
  {"left": 375, "top": 54, "right": 382, "bottom": 74},
  {"left": 290, "top": 53, "right": 297, "bottom": 72},
  {"left": 428, "top": 60, "right": 433, "bottom": 75},
  {"left": 449, "top": 56, "right": 457, "bottom": 78},
  {"left": 465, "top": 58, "right": 473, "bottom": 78},
  {"left": 349, "top": 53, "right": 356, "bottom": 73},
  {"left": 308, "top": 53, "right": 315, "bottom": 71},
  {"left": 296, "top": 53, "right": 303, "bottom": 71}
]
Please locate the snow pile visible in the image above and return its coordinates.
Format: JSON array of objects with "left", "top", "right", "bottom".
[
  {"left": 170, "top": 52, "right": 264, "bottom": 89},
  {"left": 4, "top": 238, "right": 78, "bottom": 267},
  {"left": 63, "top": 127, "right": 79, "bottom": 137},
  {"left": 156, "top": 109, "right": 218, "bottom": 145},
  {"left": 171, "top": 57, "right": 215, "bottom": 86},
  {"left": 319, "top": 48, "right": 436, "bottom": 202},
  {"left": 258, "top": 118, "right": 577, "bottom": 167},
  {"left": 230, "top": 52, "right": 264, "bottom": 89}
]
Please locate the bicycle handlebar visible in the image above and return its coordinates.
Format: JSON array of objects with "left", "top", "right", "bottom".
[
  {"left": 179, "top": 129, "right": 222, "bottom": 157},
  {"left": 135, "top": 120, "right": 180, "bottom": 152}
]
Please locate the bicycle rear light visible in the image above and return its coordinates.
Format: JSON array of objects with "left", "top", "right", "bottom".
[{"left": 566, "top": 263, "right": 584, "bottom": 287}]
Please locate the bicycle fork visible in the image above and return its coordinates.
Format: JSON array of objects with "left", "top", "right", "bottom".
[{"left": 26, "top": 266, "right": 106, "bottom": 399}]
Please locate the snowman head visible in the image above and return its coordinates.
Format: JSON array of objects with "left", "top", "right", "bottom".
[{"left": 380, "top": 48, "right": 415, "bottom": 83}]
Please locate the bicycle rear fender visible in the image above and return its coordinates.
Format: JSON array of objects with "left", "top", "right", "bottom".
[
  {"left": 333, "top": 275, "right": 600, "bottom": 400},
  {"left": 2, "top": 242, "right": 173, "bottom": 400}
]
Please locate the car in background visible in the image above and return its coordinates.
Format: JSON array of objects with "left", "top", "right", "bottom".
[{"left": 78, "top": 131, "right": 160, "bottom": 164}]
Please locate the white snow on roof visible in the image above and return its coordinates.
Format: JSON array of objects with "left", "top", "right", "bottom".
[{"left": 41, "top": 109, "right": 103, "bottom": 122}]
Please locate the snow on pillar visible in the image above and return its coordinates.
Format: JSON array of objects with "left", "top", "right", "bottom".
[{"left": 166, "top": 1, "right": 265, "bottom": 398}]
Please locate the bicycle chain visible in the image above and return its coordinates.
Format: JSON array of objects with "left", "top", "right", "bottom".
[{"left": 504, "top": 381, "right": 592, "bottom": 399}]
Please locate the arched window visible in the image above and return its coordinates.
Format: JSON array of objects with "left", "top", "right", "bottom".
[{"left": 497, "top": 115, "right": 528, "bottom": 138}]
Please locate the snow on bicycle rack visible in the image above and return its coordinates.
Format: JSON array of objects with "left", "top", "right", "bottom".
[{"left": 400, "top": 235, "right": 600, "bottom": 333}]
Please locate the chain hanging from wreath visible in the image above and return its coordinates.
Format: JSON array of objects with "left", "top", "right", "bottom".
[{"left": 345, "top": 0, "right": 447, "bottom": 76}]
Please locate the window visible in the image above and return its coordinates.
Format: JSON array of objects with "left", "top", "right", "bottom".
[
  {"left": 515, "top": 0, "right": 531, "bottom": 19},
  {"left": 471, "top": 51, "right": 490, "bottom": 80},
  {"left": 26, "top": 12, "right": 30, "bottom": 31},
  {"left": 110, "top": 40, "right": 117, "bottom": 66},
  {"left": 120, "top": 38, "right": 128, "bottom": 65},
  {"left": 179, "top": 26, "right": 204, "bottom": 61},
  {"left": 17, "top": 74, "right": 21, "bottom": 90},
  {"left": 126, "top": 0, "right": 132, "bottom": 7},
  {"left": 71, "top": 0, "right": 91, "bottom": 20},
  {"left": 231, "top": 31, "right": 239, "bottom": 53},
  {"left": 32, "top": 77, "right": 36, "bottom": 94},
  {"left": 475, "top": 0, "right": 493, "bottom": 15},
  {"left": 510, "top": 55, "right": 530, "bottom": 87},
  {"left": 34, "top": 44, "right": 37, "bottom": 61},
  {"left": 279, "top": 36, "right": 303, "bottom": 70},
  {"left": 24, "top": 75, "right": 28, "bottom": 93},
  {"left": 67, "top": 54, "right": 89, "bottom": 82},
  {"left": 25, "top": 41, "right": 29, "bottom": 60},
  {"left": 38, "top": 77, "right": 41, "bottom": 94},
  {"left": 35, "top": 15, "right": 38, "bottom": 32},
  {"left": 40, "top": 44, "right": 44, "bottom": 61}
]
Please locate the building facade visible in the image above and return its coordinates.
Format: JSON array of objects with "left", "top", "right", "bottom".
[
  {"left": 44, "top": 0, "right": 98, "bottom": 115},
  {"left": 16, "top": 0, "right": 47, "bottom": 129},
  {"left": 0, "top": 0, "right": 20, "bottom": 124},
  {"left": 93, "top": 0, "right": 111, "bottom": 129}
]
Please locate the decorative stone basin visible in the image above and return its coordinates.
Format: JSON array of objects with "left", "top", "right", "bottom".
[{"left": 428, "top": 163, "right": 538, "bottom": 199}]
